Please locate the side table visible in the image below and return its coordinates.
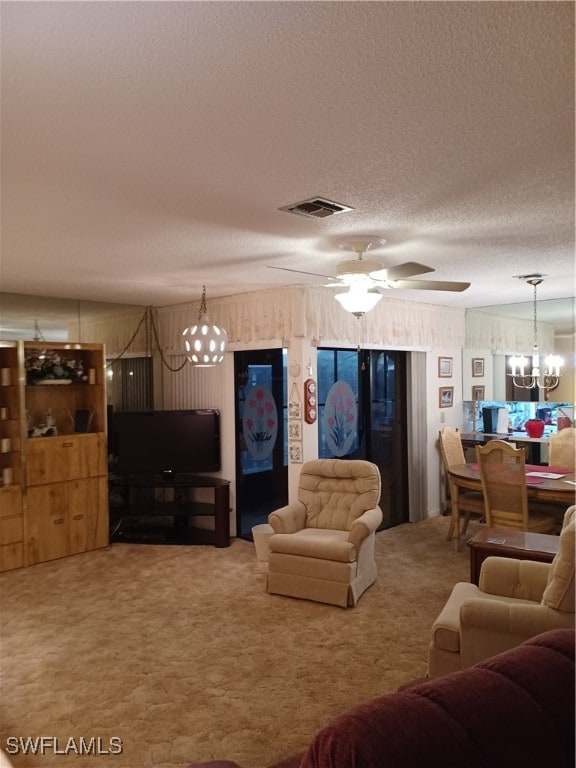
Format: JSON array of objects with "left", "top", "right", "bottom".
[{"left": 467, "top": 527, "right": 559, "bottom": 585}]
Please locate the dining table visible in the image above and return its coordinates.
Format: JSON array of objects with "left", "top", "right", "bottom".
[{"left": 447, "top": 462, "right": 576, "bottom": 551}]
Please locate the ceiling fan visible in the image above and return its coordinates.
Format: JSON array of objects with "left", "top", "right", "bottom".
[{"left": 268, "top": 237, "right": 471, "bottom": 294}]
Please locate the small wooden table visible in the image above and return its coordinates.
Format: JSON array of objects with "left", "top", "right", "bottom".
[{"left": 467, "top": 526, "right": 560, "bottom": 585}]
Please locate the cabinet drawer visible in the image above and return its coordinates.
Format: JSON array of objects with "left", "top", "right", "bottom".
[
  {"left": 0, "top": 486, "right": 22, "bottom": 518},
  {"left": 0, "top": 542, "right": 24, "bottom": 572},
  {"left": 27, "top": 433, "right": 106, "bottom": 485},
  {"left": 0, "top": 515, "right": 23, "bottom": 545}
]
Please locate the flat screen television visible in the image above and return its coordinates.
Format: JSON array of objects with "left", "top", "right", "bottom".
[{"left": 109, "top": 409, "right": 220, "bottom": 475}]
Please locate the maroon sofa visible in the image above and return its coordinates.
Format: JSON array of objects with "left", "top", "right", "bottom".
[{"left": 188, "top": 628, "right": 575, "bottom": 768}]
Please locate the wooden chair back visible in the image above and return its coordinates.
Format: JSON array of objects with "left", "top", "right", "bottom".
[
  {"left": 439, "top": 428, "right": 485, "bottom": 545},
  {"left": 476, "top": 440, "right": 529, "bottom": 530},
  {"left": 548, "top": 428, "right": 576, "bottom": 470},
  {"left": 438, "top": 426, "right": 466, "bottom": 471}
]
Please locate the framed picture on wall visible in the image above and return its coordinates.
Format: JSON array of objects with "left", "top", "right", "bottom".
[
  {"left": 288, "top": 401, "right": 301, "bottom": 419},
  {"left": 439, "top": 386, "right": 454, "bottom": 408},
  {"left": 288, "top": 421, "right": 302, "bottom": 440},
  {"left": 438, "top": 356, "right": 453, "bottom": 377},
  {"left": 472, "top": 358, "right": 485, "bottom": 377},
  {"left": 472, "top": 385, "right": 485, "bottom": 401},
  {"left": 289, "top": 442, "right": 303, "bottom": 463}
]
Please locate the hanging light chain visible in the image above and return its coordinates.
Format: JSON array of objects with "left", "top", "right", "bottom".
[
  {"left": 106, "top": 307, "right": 187, "bottom": 372},
  {"left": 530, "top": 277, "right": 542, "bottom": 354},
  {"left": 199, "top": 285, "right": 208, "bottom": 317},
  {"left": 508, "top": 275, "right": 562, "bottom": 393}
]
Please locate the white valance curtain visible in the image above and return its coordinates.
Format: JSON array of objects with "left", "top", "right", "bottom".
[{"left": 74, "top": 286, "right": 467, "bottom": 356}]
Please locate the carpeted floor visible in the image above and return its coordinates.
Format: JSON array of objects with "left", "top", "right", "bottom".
[{"left": 0, "top": 515, "right": 479, "bottom": 768}]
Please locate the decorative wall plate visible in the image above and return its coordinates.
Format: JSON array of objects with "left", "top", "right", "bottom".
[
  {"left": 289, "top": 363, "right": 301, "bottom": 378},
  {"left": 304, "top": 379, "right": 317, "bottom": 424}
]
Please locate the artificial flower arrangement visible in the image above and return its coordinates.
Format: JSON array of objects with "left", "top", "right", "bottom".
[{"left": 25, "top": 350, "right": 86, "bottom": 384}]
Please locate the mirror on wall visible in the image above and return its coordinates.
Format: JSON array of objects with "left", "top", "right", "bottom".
[
  {"left": 468, "top": 297, "right": 575, "bottom": 336},
  {"left": 464, "top": 297, "right": 575, "bottom": 404},
  {"left": 0, "top": 293, "right": 143, "bottom": 341}
]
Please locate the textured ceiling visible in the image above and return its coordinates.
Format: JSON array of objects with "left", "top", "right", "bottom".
[{"left": 1, "top": 1, "right": 574, "bottom": 326}]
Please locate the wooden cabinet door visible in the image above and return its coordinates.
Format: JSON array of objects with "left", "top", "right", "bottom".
[
  {"left": 89, "top": 476, "right": 109, "bottom": 550},
  {"left": 27, "top": 437, "right": 81, "bottom": 484},
  {"left": 27, "top": 484, "right": 69, "bottom": 564},
  {"left": 27, "top": 434, "right": 106, "bottom": 485},
  {"left": 77, "top": 433, "right": 107, "bottom": 477},
  {"left": 68, "top": 476, "right": 108, "bottom": 553}
]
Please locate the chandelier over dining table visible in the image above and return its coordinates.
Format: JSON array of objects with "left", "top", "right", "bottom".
[{"left": 508, "top": 275, "right": 562, "bottom": 393}]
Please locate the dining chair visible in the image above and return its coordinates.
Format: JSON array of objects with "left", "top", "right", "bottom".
[
  {"left": 476, "top": 440, "right": 557, "bottom": 533},
  {"left": 548, "top": 427, "right": 576, "bottom": 470},
  {"left": 438, "top": 427, "right": 484, "bottom": 543}
]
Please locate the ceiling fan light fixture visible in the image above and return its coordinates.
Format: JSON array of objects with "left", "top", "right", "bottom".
[
  {"left": 334, "top": 286, "right": 383, "bottom": 317},
  {"left": 182, "top": 285, "right": 228, "bottom": 367}
]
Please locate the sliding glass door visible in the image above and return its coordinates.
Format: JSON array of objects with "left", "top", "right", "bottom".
[
  {"left": 234, "top": 349, "right": 288, "bottom": 538},
  {"left": 317, "top": 348, "right": 408, "bottom": 529}
]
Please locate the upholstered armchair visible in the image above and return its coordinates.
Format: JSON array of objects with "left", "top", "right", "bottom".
[
  {"left": 427, "top": 505, "right": 575, "bottom": 678},
  {"left": 267, "top": 459, "right": 382, "bottom": 607}
]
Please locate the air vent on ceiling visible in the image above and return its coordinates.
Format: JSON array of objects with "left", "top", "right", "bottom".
[{"left": 279, "top": 197, "right": 354, "bottom": 219}]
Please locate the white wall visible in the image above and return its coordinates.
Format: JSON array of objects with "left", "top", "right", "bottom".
[{"left": 426, "top": 347, "right": 465, "bottom": 518}]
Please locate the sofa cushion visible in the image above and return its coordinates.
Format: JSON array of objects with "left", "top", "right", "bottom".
[
  {"left": 298, "top": 459, "right": 380, "bottom": 530},
  {"left": 299, "top": 629, "right": 575, "bottom": 768},
  {"left": 269, "top": 528, "right": 355, "bottom": 562}
]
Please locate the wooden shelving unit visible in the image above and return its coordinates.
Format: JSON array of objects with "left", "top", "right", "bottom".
[
  {"left": 0, "top": 341, "right": 25, "bottom": 571},
  {"left": 0, "top": 340, "right": 109, "bottom": 571}
]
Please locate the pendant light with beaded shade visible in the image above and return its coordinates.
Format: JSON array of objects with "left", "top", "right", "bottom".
[{"left": 182, "top": 286, "right": 228, "bottom": 367}]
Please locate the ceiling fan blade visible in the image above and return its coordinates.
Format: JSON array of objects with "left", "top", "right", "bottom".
[
  {"left": 392, "top": 279, "right": 471, "bottom": 292},
  {"left": 385, "top": 262, "right": 435, "bottom": 281},
  {"left": 267, "top": 265, "right": 332, "bottom": 280}
]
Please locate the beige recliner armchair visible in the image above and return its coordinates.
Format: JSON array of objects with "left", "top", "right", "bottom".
[
  {"left": 427, "top": 505, "right": 575, "bottom": 678},
  {"left": 267, "top": 459, "right": 382, "bottom": 607}
]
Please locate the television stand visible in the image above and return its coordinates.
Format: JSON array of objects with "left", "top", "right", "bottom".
[{"left": 109, "top": 473, "right": 231, "bottom": 547}]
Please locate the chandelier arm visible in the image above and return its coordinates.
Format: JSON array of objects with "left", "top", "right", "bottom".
[{"left": 511, "top": 375, "right": 538, "bottom": 390}]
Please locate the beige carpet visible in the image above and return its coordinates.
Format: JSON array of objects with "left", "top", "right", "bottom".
[{"left": 0, "top": 516, "right": 479, "bottom": 768}]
